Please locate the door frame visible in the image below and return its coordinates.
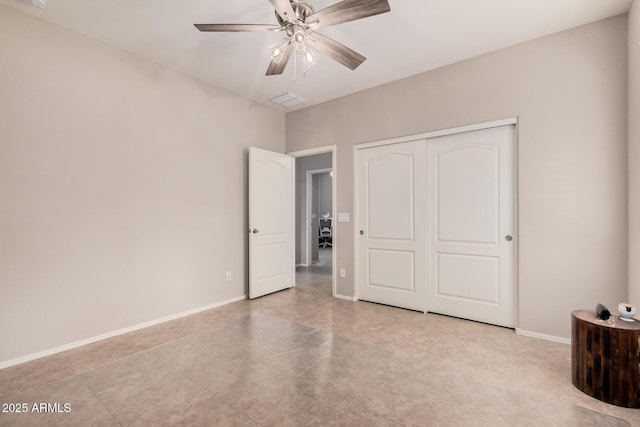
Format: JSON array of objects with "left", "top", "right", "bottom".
[
  {"left": 353, "top": 117, "right": 518, "bottom": 326},
  {"left": 305, "top": 168, "right": 333, "bottom": 266},
  {"left": 288, "top": 145, "right": 338, "bottom": 298}
]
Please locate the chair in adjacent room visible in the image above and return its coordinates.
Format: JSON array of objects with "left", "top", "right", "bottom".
[{"left": 319, "top": 218, "right": 332, "bottom": 248}]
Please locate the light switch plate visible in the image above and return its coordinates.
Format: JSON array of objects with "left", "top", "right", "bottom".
[{"left": 338, "top": 212, "right": 350, "bottom": 223}]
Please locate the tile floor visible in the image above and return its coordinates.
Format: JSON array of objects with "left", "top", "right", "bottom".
[
  {"left": 1, "top": 268, "right": 639, "bottom": 426},
  {"left": 311, "top": 248, "right": 332, "bottom": 269}
]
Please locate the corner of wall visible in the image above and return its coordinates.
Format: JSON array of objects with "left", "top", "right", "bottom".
[{"left": 629, "top": 0, "right": 640, "bottom": 304}]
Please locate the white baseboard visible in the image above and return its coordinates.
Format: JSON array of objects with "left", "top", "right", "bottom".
[
  {"left": 515, "top": 328, "right": 570, "bottom": 345},
  {"left": 0, "top": 295, "right": 248, "bottom": 370},
  {"left": 296, "top": 263, "right": 309, "bottom": 267},
  {"left": 334, "top": 293, "right": 357, "bottom": 302}
]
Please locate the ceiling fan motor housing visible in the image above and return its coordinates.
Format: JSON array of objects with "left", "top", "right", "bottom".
[{"left": 276, "top": 1, "right": 315, "bottom": 27}]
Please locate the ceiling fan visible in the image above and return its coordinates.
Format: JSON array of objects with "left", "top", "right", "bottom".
[{"left": 195, "top": 0, "right": 391, "bottom": 76}]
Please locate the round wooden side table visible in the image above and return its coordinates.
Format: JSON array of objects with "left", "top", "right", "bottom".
[{"left": 571, "top": 309, "right": 640, "bottom": 408}]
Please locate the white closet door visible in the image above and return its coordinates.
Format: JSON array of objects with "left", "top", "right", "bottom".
[
  {"left": 427, "top": 125, "right": 516, "bottom": 327},
  {"left": 356, "top": 140, "right": 427, "bottom": 312}
]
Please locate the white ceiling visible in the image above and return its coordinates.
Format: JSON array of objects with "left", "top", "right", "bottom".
[{"left": 1, "top": 0, "right": 632, "bottom": 112}]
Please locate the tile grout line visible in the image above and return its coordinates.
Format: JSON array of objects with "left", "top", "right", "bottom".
[
  {"left": 83, "top": 382, "right": 124, "bottom": 426},
  {"left": 55, "top": 353, "right": 77, "bottom": 376},
  {"left": 59, "top": 309, "right": 253, "bottom": 377}
]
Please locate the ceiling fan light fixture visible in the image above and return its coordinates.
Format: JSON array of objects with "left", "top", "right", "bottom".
[
  {"left": 293, "top": 31, "right": 305, "bottom": 43},
  {"left": 271, "top": 38, "right": 290, "bottom": 62},
  {"left": 293, "top": 31, "right": 307, "bottom": 51},
  {"left": 304, "top": 50, "right": 314, "bottom": 63}
]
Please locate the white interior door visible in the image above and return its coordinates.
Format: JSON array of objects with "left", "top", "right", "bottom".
[
  {"left": 249, "top": 147, "right": 294, "bottom": 299},
  {"left": 427, "top": 125, "right": 516, "bottom": 327},
  {"left": 356, "top": 140, "right": 427, "bottom": 312}
]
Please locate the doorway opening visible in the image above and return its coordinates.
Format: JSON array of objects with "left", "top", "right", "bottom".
[
  {"left": 307, "top": 168, "right": 332, "bottom": 269},
  {"left": 289, "top": 146, "right": 336, "bottom": 297}
]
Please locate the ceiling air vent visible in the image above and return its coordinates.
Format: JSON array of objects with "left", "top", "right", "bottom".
[
  {"left": 24, "top": 0, "right": 46, "bottom": 8},
  {"left": 271, "top": 92, "right": 306, "bottom": 108}
]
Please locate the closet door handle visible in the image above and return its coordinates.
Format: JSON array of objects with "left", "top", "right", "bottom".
[
  {"left": 505, "top": 235, "right": 513, "bottom": 242},
  {"left": 360, "top": 230, "right": 364, "bottom": 235}
]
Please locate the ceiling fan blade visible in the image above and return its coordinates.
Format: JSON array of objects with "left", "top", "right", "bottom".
[
  {"left": 268, "top": 0, "right": 296, "bottom": 23},
  {"left": 308, "top": 32, "right": 366, "bottom": 70},
  {"left": 306, "top": 0, "right": 390, "bottom": 29},
  {"left": 194, "top": 24, "right": 281, "bottom": 32},
  {"left": 266, "top": 42, "right": 293, "bottom": 76}
]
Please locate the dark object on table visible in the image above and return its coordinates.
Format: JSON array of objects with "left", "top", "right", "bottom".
[{"left": 596, "top": 303, "right": 610, "bottom": 320}]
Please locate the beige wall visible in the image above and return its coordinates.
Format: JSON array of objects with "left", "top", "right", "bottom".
[
  {"left": 0, "top": 6, "right": 284, "bottom": 364},
  {"left": 629, "top": 1, "right": 640, "bottom": 304},
  {"left": 286, "top": 16, "right": 629, "bottom": 339},
  {"left": 317, "top": 173, "right": 332, "bottom": 220}
]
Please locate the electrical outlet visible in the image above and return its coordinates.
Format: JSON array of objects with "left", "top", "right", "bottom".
[
  {"left": 225, "top": 271, "right": 231, "bottom": 282},
  {"left": 339, "top": 268, "right": 346, "bottom": 278}
]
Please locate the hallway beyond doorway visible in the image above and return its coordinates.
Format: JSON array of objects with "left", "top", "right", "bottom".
[
  {"left": 296, "top": 266, "right": 332, "bottom": 296},
  {"left": 312, "top": 248, "right": 332, "bottom": 268}
]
